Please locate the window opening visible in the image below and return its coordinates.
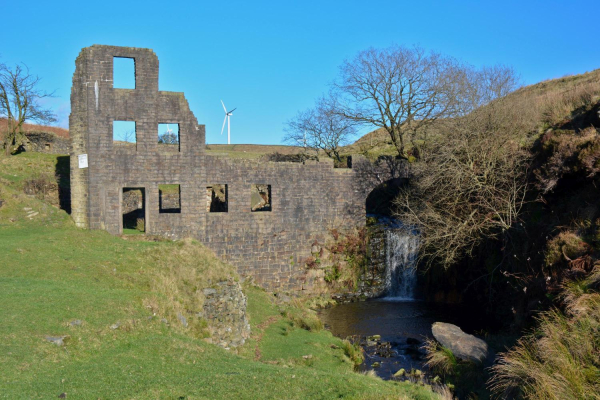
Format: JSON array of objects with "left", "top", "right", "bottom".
[
  {"left": 206, "top": 184, "right": 228, "bottom": 212},
  {"left": 113, "top": 120, "right": 136, "bottom": 148},
  {"left": 158, "top": 123, "right": 180, "bottom": 151},
  {"left": 113, "top": 57, "right": 136, "bottom": 89},
  {"left": 251, "top": 184, "right": 271, "bottom": 212},
  {"left": 159, "top": 184, "right": 181, "bottom": 213}
]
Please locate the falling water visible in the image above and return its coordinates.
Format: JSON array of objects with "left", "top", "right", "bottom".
[{"left": 384, "top": 229, "right": 419, "bottom": 300}]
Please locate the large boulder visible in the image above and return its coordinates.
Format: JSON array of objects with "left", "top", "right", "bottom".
[{"left": 431, "top": 322, "right": 488, "bottom": 364}]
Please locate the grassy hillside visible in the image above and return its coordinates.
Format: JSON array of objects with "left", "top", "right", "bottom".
[
  {"left": 205, "top": 144, "right": 305, "bottom": 159},
  {"left": 0, "top": 152, "right": 439, "bottom": 399}
]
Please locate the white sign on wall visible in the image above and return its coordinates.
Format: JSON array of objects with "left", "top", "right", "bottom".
[{"left": 78, "top": 154, "right": 88, "bottom": 169}]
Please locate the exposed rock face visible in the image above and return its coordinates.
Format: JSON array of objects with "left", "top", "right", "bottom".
[
  {"left": 358, "top": 223, "right": 388, "bottom": 298},
  {"left": 202, "top": 280, "right": 251, "bottom": 348},
  {"left": 431, "top": 322, "right": 488, "bottom": 364}
]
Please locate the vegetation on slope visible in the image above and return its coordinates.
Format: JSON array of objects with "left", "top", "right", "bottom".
[
  {"left": 489, "top": 268, "right": 600, "bottom": 399},
  {"left": 0, "top": 152, "right": 439, "bottom": 399},
  {"left": 401, "top": 70, "right": 600, "bottom": 397}
]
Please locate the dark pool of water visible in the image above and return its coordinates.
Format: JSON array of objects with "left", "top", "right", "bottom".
[{"left": 319, "top": 298, "right": 477, "bottom": 379}]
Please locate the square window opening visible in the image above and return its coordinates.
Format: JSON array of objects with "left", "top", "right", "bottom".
[
  {"left": 251, "top": 184, "right": 271, "bottom": 212},
  {"left": 113, "top": 120, "right": 137, "bottom": 148},
  {"left": 158, "top": 123, "right": 180, "bottom": 151},
  {"left": 122, "top": 188, "right": 145, "bottom": 234},
  {"left": 159, "top": 184, "right": 181, "bottom": 213},
  {"left": 113, "top": 57, "right": 136, "bottom": 89},
  {"left": 206, "top": 184, "right": 228, "bottom": 212}
]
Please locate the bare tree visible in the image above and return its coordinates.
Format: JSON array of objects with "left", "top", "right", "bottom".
[
  {"left": 158, "top": 131, "right": 179, "bottom": 145},
  {"left": 122, "top": 129, "right": 136, "bottom": 143},
  {"left": 284, "top": 96, "right": 356, "bottom": 162},
  {"left": 0, "top": 62, "right": 56, "bottom": 156},
  {"left": 463, "top": 64, "right": 522, "bottom": 111},
  {"left": 331, "top": 45, "right": 521, "bottom": 159}
]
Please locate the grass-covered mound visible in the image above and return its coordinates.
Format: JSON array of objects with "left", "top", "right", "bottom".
[{"left": 0, "top": 152, "right": 439, "bottom": 399}]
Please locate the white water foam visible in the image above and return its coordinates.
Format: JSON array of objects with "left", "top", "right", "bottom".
[{"left": 384, "top": 228, "right": 419, "bottom": 301}]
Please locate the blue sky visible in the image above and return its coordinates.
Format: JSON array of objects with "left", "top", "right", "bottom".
[{"left": 3, "top": 0, "right": 600, "bottom": 144}]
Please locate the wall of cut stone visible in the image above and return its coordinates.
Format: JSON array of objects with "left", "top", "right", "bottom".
[
  {"left": 203, "top": 156, "right": 361, "bottom": 291},
  {"left": 69, "top": 45, "right": 402, "bottom": 292}
]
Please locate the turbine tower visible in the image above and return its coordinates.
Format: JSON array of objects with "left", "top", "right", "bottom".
[{"left": 220, "top": 100, "right": 236, "bottom": 145}]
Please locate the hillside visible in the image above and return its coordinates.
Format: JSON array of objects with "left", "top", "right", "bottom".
[
  {"left": 342, "top": 68, "right": 600, "bottom": 158},
  {"left": 205, "top": 143, "right": 305, "bottom": 159},
  {"left": 0, "top": 118, "right": 69, "bottom": 139},
  {"left": 0, "top": 152, "right": 439, "bottom": 399}
]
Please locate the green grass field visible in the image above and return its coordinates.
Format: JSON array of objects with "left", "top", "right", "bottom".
[{"left": 0, "top": 152, "right": 439, "bottom": 399}]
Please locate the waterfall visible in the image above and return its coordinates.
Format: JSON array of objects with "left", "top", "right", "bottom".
[{"left": 384, "top": 228, "right": 419, "bottom": 300}]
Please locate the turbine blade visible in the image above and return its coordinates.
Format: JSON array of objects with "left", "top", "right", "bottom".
[
  {"left": 221, "top": 100, "right": 227, "bottom": 113},
  {"left": 229, "top": 108, "right": 237, "bottom": 114},
  {"left": 220, "top": 115, "right": 227, "bottom": 135}
]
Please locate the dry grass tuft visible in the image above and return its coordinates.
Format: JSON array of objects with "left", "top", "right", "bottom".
[
  {"left": 423, "top": 338, "right": 458, "bottom": 376},
  {"left": 287, "top": 308, "right": 324, "bottom": 332},
  {"left": 488, "top": 267, "right": 600, "bottom": 399}
]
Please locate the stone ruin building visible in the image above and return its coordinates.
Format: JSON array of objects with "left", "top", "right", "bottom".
[{"left": 69, "top": 45, "right": 399, "bottom": 291}]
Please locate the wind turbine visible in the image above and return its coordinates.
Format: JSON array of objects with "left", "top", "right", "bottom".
[{"left": 220, "top": 100, "right": 236, "bottom": 145}]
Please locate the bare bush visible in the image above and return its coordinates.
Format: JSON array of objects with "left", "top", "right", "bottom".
[{"left": 394, "top": 99, "right": 531, "bottom": 269}]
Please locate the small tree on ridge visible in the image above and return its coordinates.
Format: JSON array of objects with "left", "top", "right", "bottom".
[{"left": 0, "top": 62, "right": 56, "bottom": 156}]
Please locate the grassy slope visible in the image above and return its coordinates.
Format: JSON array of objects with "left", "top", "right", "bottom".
[{"left": 0, "top": 152, "right": 437, "bottom": 399}]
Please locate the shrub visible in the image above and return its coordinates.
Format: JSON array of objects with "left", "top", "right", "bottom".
[{"left": 23, "top": 174, "right": 58, "bottom": 201}]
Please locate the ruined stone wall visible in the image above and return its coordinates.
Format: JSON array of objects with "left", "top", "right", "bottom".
[
  {"left": 203, "top": 156, "right": 360, "bottom": 290},
  {"left": 69, "top": 45, "right": 205, "bottom": 237},
  {"left": 69, "top": 45, "right": 380, "bottom": 292},
  {"left": 23, "top": 132, "right": 70, "bottom": 154},
  {"left": 202, "top": 280, "right": 251, "bottom": 348}
]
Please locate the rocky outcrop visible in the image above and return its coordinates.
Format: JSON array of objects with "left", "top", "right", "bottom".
[
  {"left": 431, "top": 322, "right": 488, "bottom": 364},
  {"left": 201, "top": 280, "right": 250, "bottom": 348}
]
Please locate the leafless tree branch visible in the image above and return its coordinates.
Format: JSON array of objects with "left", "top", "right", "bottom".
[{"left": 0, "top": 62, "right": 56, "bottom": 155}]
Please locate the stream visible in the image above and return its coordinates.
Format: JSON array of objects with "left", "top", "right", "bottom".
[
  {"left": 318, "top": 298, "right": 472, "bottom": 379},
  {"left": 319, "top": 221, "right": 477, "bottom": 379}
]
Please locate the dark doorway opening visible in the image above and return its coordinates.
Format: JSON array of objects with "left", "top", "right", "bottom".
[{"left": 122, "top": 187, "right": 145, "bottom": 234}]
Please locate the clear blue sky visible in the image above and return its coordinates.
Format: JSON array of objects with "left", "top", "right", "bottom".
[{"left": 3, "top": 0, "right": 600, "bottom": 144}]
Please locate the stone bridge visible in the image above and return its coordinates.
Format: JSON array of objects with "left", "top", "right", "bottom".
[{"left": 69, "top": 45, "right": 404, "bottom": 291}]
